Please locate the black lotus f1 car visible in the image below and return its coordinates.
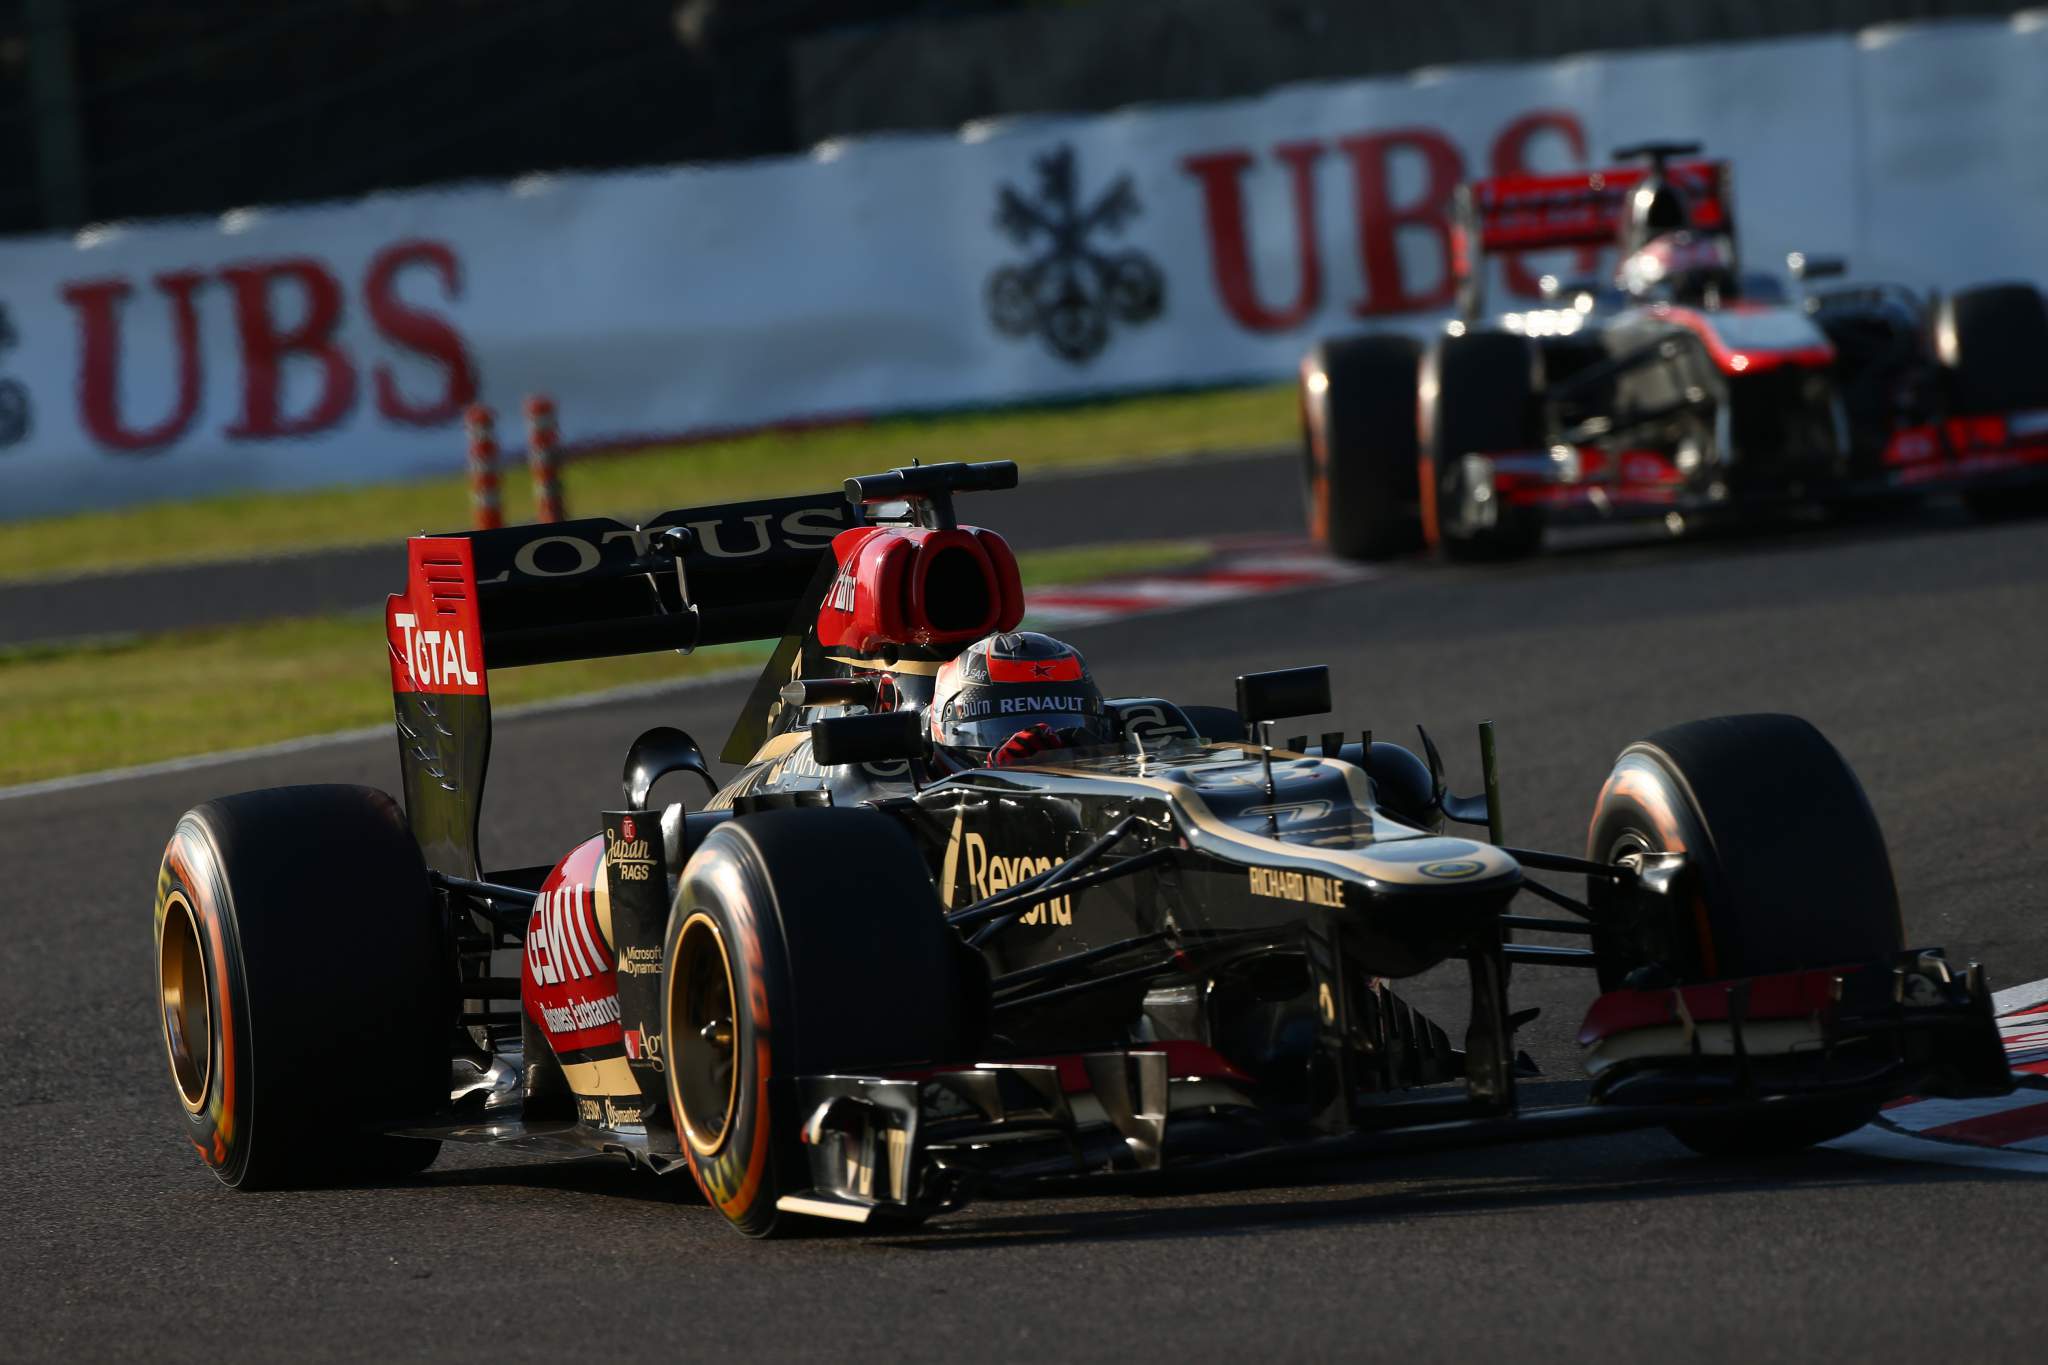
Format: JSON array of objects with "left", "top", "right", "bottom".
[
  {"left": 1301, "top": 142, "right": 2048, "bottom": 560},
  {"left": 153, "top": 461, "right": 2010, "bottom": 1235}
]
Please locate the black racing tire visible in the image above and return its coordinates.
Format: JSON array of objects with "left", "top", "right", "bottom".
[
  {"left": 154, "top": 785, "right": 449, "bottom": 1189},
  {"left": 1585, "top": 714, "right": 1903, "bottom": 1157},
  {"left": 1179, "top": 704, "right": 1247, "bottom": 743},
  {"left": 1935, "top": 283, "right": 2048, "bottom": 417},
  {"left": 1301, "top": 334, "right": 1423, "bottom": 561},
  {"left": 1419, "top": 331, "right": 1548, "bottom": 561},
  {"left": 1939, "top": 285, "right": 2048, "bottom": 519},
  {"left": 664, "top": 807, "right": 984, "bottom": 1237}
]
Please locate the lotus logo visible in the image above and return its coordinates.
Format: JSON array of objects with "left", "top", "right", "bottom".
[
  {"left": 1419, "top": 859, "right": 1486, "bottom": 880},
  {"left": 987, "top": 144, "right": 1164, "bottom": 365}
]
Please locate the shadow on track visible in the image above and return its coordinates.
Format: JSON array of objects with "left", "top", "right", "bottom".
[
  {"left": 867, "top": 1140, "right": 2042, "bottom": 1252},
  {"left": 1429, "top": 494, "right": 2042, "bottom": 584},
  {"left": 396, "top": 1101, "right": 2044, "bottom": 1250}
]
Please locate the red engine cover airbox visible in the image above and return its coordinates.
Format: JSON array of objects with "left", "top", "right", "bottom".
[{"left": 816, "top": 524, "right": 1024, "bottom": 654}]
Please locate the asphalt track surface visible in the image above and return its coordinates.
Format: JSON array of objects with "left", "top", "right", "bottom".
[
  {"left": 0, "top": 449, "right": 1297, "bottom": 647},
  {"left": 7, "top": 483, "right": 2048, "bottom": 1363}
]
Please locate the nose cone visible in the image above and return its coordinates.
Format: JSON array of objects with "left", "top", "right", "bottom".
[{"left": 1348, "top": 835, "right": 1522, "bottom": 889}]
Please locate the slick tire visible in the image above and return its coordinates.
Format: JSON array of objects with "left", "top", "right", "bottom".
[
  {"left": 664, "top": 808, "right": 986, "bottom": 1238},
  {"left": 1419, "top": 331, "right": 1547, "bottom": 561},
  {"left": 154, "top": 785, "right": 449, "bottom": 1189},
  {"left": 1585, "top": 715, "right": 1903, "bottom": 1157},
  {"left": 1301, "top": 335, "right": 1424, "bottom": 560},
  {"left": 1936, "top": 283, "right": 2048, "bottom": 417},
  {"left": 1937, "top": 284, "right": 2048, "bottom": 520}
]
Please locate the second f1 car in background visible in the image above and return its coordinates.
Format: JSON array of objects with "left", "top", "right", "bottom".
[{"left": 1301, "top": 142, "right": 2048, "bottom": 560}]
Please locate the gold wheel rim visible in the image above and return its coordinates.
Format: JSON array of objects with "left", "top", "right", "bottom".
[
  {"left": 672, "top": 912, "right": 739, "bottom": 1158},
  {"left": 159, "top": 890, "right": 212, "bottom": 1113}
]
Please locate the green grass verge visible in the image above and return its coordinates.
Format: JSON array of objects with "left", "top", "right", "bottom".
[
  {"left": 0, "top": 384, "right": 1293, "bottom": 583},
  {"left": 0, "top": 539, "right": 1213, "bottom": 787}
]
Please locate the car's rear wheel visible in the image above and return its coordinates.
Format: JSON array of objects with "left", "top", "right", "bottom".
[
  {"left": 664, "top": 807, "right": 985, "bottom": 1237},
  {"left": 1301, "top": 335, "right": 1424, "bottom": 560},
  {"left": 1585, "top": 714, "right": 1904, "bottom": 1156},
  {"left": 1420, "top": 331, "right": 1548, "bottom": 560},
  {"left": 154, "top": 785, "right": 449, "bottom": 1188}
]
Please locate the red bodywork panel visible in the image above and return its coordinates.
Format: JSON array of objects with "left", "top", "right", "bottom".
[
  {"left": 522, "top": 834, "right": 623, "bottom": 1055},
  {"left": 1884, "top": 411, "right": 2048, "bottom": 481},
  {"left": 385, "top": 536, "right": 487, "bottom": 696},
  {"left": 1464, "top": 160, "right": 1732, "bottom": 255},
  {"left": 816, "top": 524, "right": 1024, "bottom": 654},
  {"left": 1503, "top": 450, "right": 1684, "bottom": 509},
  {"left": 1577, "top": 966, "right": 1856, "bottom": 1048}
]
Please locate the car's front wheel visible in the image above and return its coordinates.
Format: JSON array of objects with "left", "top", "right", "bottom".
[
  {"left": 1585, "top": 714, "right": 1904, "bottom": 1156},
  {"left": 1419, "top": 330, "right": 1548, "bottom": 560},
  {"left": 1301, "top": 335, "right": 1424, "bottom": 561},
  {"left": 664, "top": 807, "right": 984, "bottom": 1236}
]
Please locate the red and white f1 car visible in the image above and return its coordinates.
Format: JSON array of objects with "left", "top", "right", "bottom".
[{"left": 1301, "top": 142, "right": 2048, "bottom": 559}]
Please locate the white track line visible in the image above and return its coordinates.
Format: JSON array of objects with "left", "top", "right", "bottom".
[
  {"left": 1826, "top": 1124, "right": 2048, "bottom": 1174},
  {"left": 1821, "top": 975, "right": 2048, "bottom": 1174},
  {"left": 1995, "top": 977, "right": 2048, "bottom": 1015}
]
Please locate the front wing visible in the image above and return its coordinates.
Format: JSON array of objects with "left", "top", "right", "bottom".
[{"left": 773, "top": 948, "right": 2010, "bottom": 1225}]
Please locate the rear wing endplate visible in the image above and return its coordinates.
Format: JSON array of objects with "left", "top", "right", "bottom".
[{"left": 384, "top": 490, "right": 852, "bottom": 875}]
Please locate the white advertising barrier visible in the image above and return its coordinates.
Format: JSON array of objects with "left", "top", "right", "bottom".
[{"left": 0, "top": 15, "right": 2043, "bottom": 520}]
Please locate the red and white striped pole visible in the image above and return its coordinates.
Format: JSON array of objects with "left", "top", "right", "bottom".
[
  {"left": 464, "top": 404, "right": 502, "bottom": 530},
  {"left": 524, "top": 394, "right": 565, "bottom": 524}
]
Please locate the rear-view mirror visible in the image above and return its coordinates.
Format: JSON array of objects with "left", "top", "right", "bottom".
[
  {"left": 810, "top": 710, "right": 926, "bottom": 767},
  {"left": 1235, "top": 666, "right": 1332, "bottom": 729}
]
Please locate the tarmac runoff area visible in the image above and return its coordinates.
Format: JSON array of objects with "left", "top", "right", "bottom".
[{"left": 5, "top": 464, "right": 2048, "bottom": 1363}]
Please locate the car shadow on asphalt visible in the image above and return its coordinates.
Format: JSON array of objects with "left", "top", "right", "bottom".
[
  {"left": 1462, "top": 495, "right": 2017, "bottom": 579},
  {"left": 401, "top": 1118, "right": 2041, "bottom": 1247},
  {"left": 859, "top": 1137, "right": 2044, "bottom": 1252},
  {"left": 419, "top": 1151, "right": 706, "bottom": 1203}
]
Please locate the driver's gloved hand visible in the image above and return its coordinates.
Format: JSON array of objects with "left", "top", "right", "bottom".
[{"left": 988, "top": 723, "right": 1067, "bottom": 768}]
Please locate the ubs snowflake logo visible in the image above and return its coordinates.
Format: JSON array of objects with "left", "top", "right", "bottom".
[
  {"left": 987, "top": 145, "right": 1164, "bottom": 365},
  {"left": 0, "top": 304, "right": 28, "bottom": 449}
]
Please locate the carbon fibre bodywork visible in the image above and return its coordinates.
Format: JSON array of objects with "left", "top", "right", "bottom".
[
  {"left": 155, "top": 460, "right": 2013, "bottom": 1228},
  {"left": 356, "top": 466, "right": 2008, "bottom": 1232}
]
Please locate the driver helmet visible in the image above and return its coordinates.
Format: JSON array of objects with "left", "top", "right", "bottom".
[
  {"left": 928, "top": 631, "right": 1115, "bottom": 755},
  {"left": 1616, "top": 230, "right": 1737, "bottom": 305}
]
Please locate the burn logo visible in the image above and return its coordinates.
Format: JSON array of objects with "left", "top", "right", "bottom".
[
  {"left": 0, "top": 304, "right": 29, "bottom": 448},
  {"left": 988, "top": 145, "right": 1164, "bottom": 365}
]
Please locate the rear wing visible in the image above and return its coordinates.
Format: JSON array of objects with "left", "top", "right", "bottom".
[
  {"left": 385, "top": 491, "right": 852, "bottom": 876},
  {"left": 1451, "top": 159, "right": 1732, "bottom": 317}
]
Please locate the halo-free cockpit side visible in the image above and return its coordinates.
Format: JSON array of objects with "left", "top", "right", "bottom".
[{"left": 153, "top": 460, "right": 2011, "bottom": 1234}]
